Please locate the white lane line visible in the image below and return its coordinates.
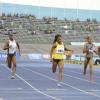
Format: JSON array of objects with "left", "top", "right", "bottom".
[
  {"left": 3, "top": 97, "right": 52, "bottom": 100},
  {"left": 47, "top": 88, "right": 68, "bottom": 91},
  {"left": 90, "top": 90, "right": 100, "bottom": 92},
  {"left": 3, "top": 95, "right": 95, "bottom": 100},
  {"left": 2, "top": 65, "right": 60, "bottom": 100},
  {"left": 24, "top": 67, "right": 100, "bottom": 98},
  {"left": 62, "top": 72, "right": 100, "bottom": 85},
  {"left": 67, "top": 69, "right": 100, "bottom": 79},
  {"left": 0, "top": 92, "right": 35, "bottom": 94},
  {"left": 0, "top": 88, "right": 22, "bottom": 90},
  {"left": 0, "top": 97, "right": 4, "bottom": 100},
  {"left": 16, "top": 75, "right": 60, "bottom": 100},
  {"left": 0, "top": 91, "right": 69, "bottom": 94}
]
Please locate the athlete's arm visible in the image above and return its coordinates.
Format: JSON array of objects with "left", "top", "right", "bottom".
[
  {"left": 50, "top": 43, "right": 57, "bottom": 61},
  {"left": 92, "top": 45, "right": 97, "bottom": 54},
  {"left": 64, "top": 45, "right": 67, "bottom": 51},
  {"left": 16, "top": 42, "right": 21, "bottom": 55},
  {"left": 83, "top": 44, "right": 88, "bottom": 53},
  {"left": 83, "top": 48, "right": 88, "bottom": 53},
  {"left": 3, "top": 41, "right": 9, "bottom": 50}
]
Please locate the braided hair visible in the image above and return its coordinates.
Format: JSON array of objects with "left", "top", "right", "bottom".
[{"left": 53, "top": 34, "right": 61, "bottom": 43}]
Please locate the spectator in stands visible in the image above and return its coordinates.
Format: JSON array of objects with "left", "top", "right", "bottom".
[
  {"left": 50, "top": 34, "right": 66, "bottom": 87},
  {"left": 3, "top": 34, "right": 20, "bottom": 79},
  {"left": 83, "top": 36, "right": 96, "bottom": 81}
]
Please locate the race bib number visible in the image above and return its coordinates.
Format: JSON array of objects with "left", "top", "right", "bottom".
[
  {"left": 56, "top": 48, "right": 64, "bottom": 54},
  {"left": 9, "top": 47, "right": 16, "bottom": 54}
]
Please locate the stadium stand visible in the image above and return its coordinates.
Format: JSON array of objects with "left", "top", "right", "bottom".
[{"left": 0, "top": 14, "right": 100, "bottom": 55}]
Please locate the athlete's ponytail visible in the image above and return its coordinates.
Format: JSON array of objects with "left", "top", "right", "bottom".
[{"left": 53, "top": 34, "right": 61, "bottom": 43}]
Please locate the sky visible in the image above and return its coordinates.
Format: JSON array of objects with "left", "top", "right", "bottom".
[{"left": 0, "top": 0, "right": 100, "bottom": 10}]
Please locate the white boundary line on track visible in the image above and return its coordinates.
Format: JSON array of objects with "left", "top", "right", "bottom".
[
  {"left": 64, "top": 69, "right": 100, "bottom": 82},
  {"left": 62, "top": 72, "right": 100, "bottom": 85},
  {"left": 3, "top": 95, "right": 92, "bottom": 100},
  {"left": 23, "top": 67, "right": 100, "bottom": 98},
  {"left": 0, "top": 98, "right": 4, "bottom": 100},
  {"left": 2, "top": 96, "right": 91, "bottom": 99},
  {"left": 2, "top": 97, "right": 53, "bottom": 100},
  {"left": 2, "top": 64, "right": 60, "bottom": 100},
  {"left": 66, "top": 69, "right": 100, "bottom": 78},
  {"left": 0, "top": 88, "right": 22, "bottom": 90},
  {"left": 91, "top": 90, "right": 100, "bottom": 92}
]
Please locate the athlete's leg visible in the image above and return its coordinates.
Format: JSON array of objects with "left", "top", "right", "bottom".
[
  {"left": 52, "top": 59, "right": 57, "bottom": 73},
  {"left": 83, "top": 58, "right": 89, "bottom": 79},
  {"left": 7, "top": 55, "right": 12, "bottom": 68},
  {"left": 58, "top": 60, "right": 64, "bottom": 81},
  {"left": 89, "top": 59, "right": 93, "bottom": 81},
  {"left": 11, "top": 55, "right": 16, "bottom": 79}
]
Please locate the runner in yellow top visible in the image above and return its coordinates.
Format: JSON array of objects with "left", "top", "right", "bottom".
[{"left": 50, "top": 34, "right": 66, "bottom": 86}]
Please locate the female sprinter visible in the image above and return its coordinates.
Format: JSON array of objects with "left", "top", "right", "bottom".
[
  {"left": 50, "top": 34, "right": 66, "bottom": 86},
  {"left": 3, "top": 34, "right": 20, "bottom": 79},
  {"left": 83, "top": 36, "right": 96, "bottom": 81}
]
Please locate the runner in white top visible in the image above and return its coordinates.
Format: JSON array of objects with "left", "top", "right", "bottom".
[
  {"left": 3, "top": 34, "right": 20, "bottom": 79},
  {"left": 8, "top": 39, "right": 17, "bottom": 54}
]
